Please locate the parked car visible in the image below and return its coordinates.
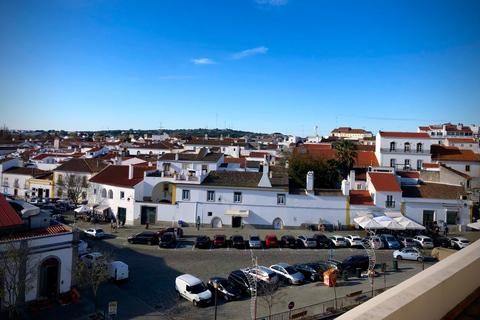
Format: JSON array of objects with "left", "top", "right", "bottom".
[
  {"left": 265, "top": 235, "right": 279, "bottom": 247},
  {"left": 175, "top": 274, "right": 212, "bottom": 307},
  {"left": 157, "top": 227, "right": 184, "bottom": 238},
  {"left": 269, "top": 263, "right": 305, "bottom": 285},
  {"left": 51, "top": 214, "right": 66, "bottom": 223},
  {"left": 413, "top": 235, "right": 434, "bottom": 249},
  {"left": 393, "top": 247, "right": 424, "bottom": 261},
  {"left": 213, "top": 234, "right": 227, "bottom": 247},
  {"left": 397, "top": 237, "right": 417, "bottom": 248},
  {"left": 80, "top": 252, "right": 106, "bottom": 267},
  {"left": 344, "top": 235, "right": 363, "bottom": 247},
  {"left": 84, "top": 227, "right": 105, "bottom": 239},
  {"left": 248, "top": 234, "right": 262, "bottom": 249},
  {"left": 313, "top": 233, "right": 331, "bottom": 248},
  {"left": 242, "top": 266, "right": 280, "bottom": 285},
  {"left": 342, "top": 255, "right": 370, "bottom": 273},
  {"left": 128, "top": 231, "right": 159, "bottom": 245},
  {"left": 42, "top": 205, "right": 63, "bottom": 215},
  {"left": 293, "top": 264, "right": 321, "bottom": 282},
  {"left": 78, "top": 240, "right": 88, "bottom": 255},
  {"left": 281, "top": 235, "right": 297, "bottom": 248},
  {"left": 450, "top": 237, "right": 470, "bottom": 250},
  {"left": 159, "top": 232, "right": 177, "bottom": 248},
  {"left": 228, "top": 270, "right": 256, "bottom": 295},
  {"left": 363, "top": 236, "right": 384, "bottom": 249},
  {"left": 432, "top": 235, "right": 451, "bottom": 248},
  {"left": 195, "top": 235, "right": 211, "bottom": 249},
  {"left": 316, "top": 259, "right": 344, "bottom": 274},
  {"left": 380, "top": 234, "right": 400, "bottom": 249},
  {"left": 109, "top": 261, "right": 129, "bottom": 281},
  {"left": 229, "top": 235, "right": 245, "bottom": 248},
  {"left": 329, "top": 235, "right": 347, "bottom": 248},
  {"left": 297, "top": 235, "right": 317, "bottom": 248},
  {"left": 206, "top": 277, "right": 242, "bottom": 301}
]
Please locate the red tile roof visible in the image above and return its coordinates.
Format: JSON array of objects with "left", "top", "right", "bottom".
[
  {"left": 446, "top": 138, "right": 477, "bottom": 143},
  {"left": 431, "top": 145, "right": 480, "bottom": 162},
  {"left": 396, "top": 171, "right": 420, "bottom": 179},
  {"left": 402, "top": 182, "right": 467, "bottom": 200},
  {"left": 368, "top": 172, "right": 402, "bottom": 192},
  {"left": 224, "top": 158, "right": 246, "bottom": 164},
  {"left": 349, "top": 190, "right": 374, "bottom": 205},
  {"left": 0, "top": 225, "right": 70, "bottom": 242},
  {"left": 380, "top": 132, "right": 431, "bottom": 138},
  {"left": 0, "top": 194, "right": 24, "bottom": 228},
  {"left": 422, "top": 163, "right": 440, "bottom": 168},
  {"left": 249, "top": 152, "right": 270, "bottom": 158},
  {"left": 89, "top": 165, "right": 152, "bottom": 188}
]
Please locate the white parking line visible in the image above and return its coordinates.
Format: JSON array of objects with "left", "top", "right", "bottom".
[{"left": 192, "top": 244, "right": 196, "bottom": 251}]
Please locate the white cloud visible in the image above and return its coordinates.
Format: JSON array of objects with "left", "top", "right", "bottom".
[
  {"left": 232, "top": 46, "right": 269, "bottom": 60},
  {"left": 191, "top": 58, "right": 215, "bottom": 65}
]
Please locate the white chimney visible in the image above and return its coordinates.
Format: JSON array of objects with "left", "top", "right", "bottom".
[
  {"left": 342, "top": 179, "right": 350, "bottom": 196},
  {"left": 116, "top": 156, "right": 122, "bottom": 165},
  {"left": 306, "top": 171, "right": 314, "bottom": 192},
  {"left": 129, "top": 164, "right": 134, "bottom": 179},
  {"left": 175, "top": 153, "right": 179, "bottom": 160},
  {"left": 258, "top": 164, "right": 272, "bottom": 187},
  {"left": 349, "top": 170, "right": 356, "bottom": 190}
]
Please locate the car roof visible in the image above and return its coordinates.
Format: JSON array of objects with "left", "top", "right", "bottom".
[
  {"left": 250, "top": 234, "right": 260, "bottom": 237},
  {"left": 271, "top": 263, "right": 290, "bottom": 268}
]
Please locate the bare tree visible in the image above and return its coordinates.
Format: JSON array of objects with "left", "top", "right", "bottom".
[
  {"left": 0, "top": 240, "right": 39, "bottom": 319},
  {"left": 76, "top": 249, "right": 114, "bottom": 318},
  {"left": 56, "top": 173, "right": 89, "bottom": 211},
  {"left": 256, "top": 281, "right": 285, "bottom": 319}
]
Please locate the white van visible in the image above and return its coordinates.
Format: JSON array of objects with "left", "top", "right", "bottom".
[
  {"left": 175, "top": 274, "right": 212, "bottom": 307},
  {"left": 109, "top": 261, "right": 129, "bottom": 281}
]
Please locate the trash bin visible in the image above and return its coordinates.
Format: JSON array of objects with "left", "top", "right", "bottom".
[
  {"left": 178, "top": 220, "right": 183, "bottom": 228},
  {"left": 356, "top": 268, "right": 362, "bottom": 278},
  {"left": 393, "top": 260, "right": 398, "bottom": 270}
]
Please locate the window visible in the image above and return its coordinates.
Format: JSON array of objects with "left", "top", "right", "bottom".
[
  {"left": 404, "top": 142, "right": 410, "bottom": 152},
  {"left": 3, "top": 178, "right": 7, "bottom": 187},
  {"left": 405, "top": 159, "right": 410, "bottom": 169},
  {"left": 108, "top": 190, "right": 113, "bottom": 199},
  {"left": 82, "top": 176, "right": 87, "bottom": 187},
  {"left": 390, "top": 158, "right": 396, "bottom": 168},
  {"left": 277, "top": 194, "right": 286, "bottom": 205},
  {"left": 447, "top": 211, "right": 457, "bottom": 224},
  {"left": 120, "top": 191, "right": 125, "bottom": 199},
  {"left": 466, "top": 165, "right": 470, "bottom": 172},
  {"left": 57, "top": 174, "right": 63, "bottom": 183},
  {"left": 82, "top": 192, "right": 87, "bottom": 200},
  {"left": 182, "top": 190, "right": 190, "bottom": 200},
  {"left": 163, "top": 183, "right": 169, "bottom": 192},
  {"left": 102, "top": 188, "right": 107, "bottom": 198},
  {"left": 386, "top": 195, "right": 395, "bottom": 208},
  {"left": 207, "top": 191, "right": 215, "bottom": 202},
  {"left": 182, "top": 163, "right": 189, "bottom": 170},
  {"left": 208, "top": 212, "right": 213, "bottom": 216},
  {"left": 234, "top": 192, "right": 242, "bottom": 203},
  {"left": 389, "top": 142, "right": 395, "bottom": 152},
  {"left": 417, "top": 160, "right": 423, "bottom": 170},
  {"left": 416, "top": 143, "right": 422, "bottom": 153},
  {"left": 201, "top": 164, "right": 208, "bottom": 173},
  {"left": 93, "top": 189, "right": 97, "bottom": 195},
  {"left": 57, "top": 189, "right": 63, "bottom": 197}
]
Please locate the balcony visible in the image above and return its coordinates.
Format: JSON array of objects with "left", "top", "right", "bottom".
[
  {"left": 2, "top": 183, "right": 9, "bottom": 187},
  {"left": 380, "top": 148, "right": 430, "bottom": 154},
  {"left": 385, "top": 200, "right": 395, "bottom": 208}
]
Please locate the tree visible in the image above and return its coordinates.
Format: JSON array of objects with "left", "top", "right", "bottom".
[
  {"left": 334, "top": 140, "right": 358, "bottom": 180},
  {"left": 76, "top": 250, "right": 114, "bottom": 318},
  {"left": 56, "top": 173, "right": 89, "bottom": 210},
  {"left": 288, "top": 153, "right": 338, "bottom": 189},
  {"left": 0, "top": 125, "right": 12, "bottom": 141},
  {"left": 0, "top": 240, "right": 39, "bottom": 319},
  {"left": 257, "top": 281, "right": 285, "bottom": 319}
]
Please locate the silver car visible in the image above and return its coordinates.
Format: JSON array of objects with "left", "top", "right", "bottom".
[
  {"left": 270, "top": 263, "right": 305, "bottom": 285},
  {"left": 248, "top": 234, "right": 262, "bottom": 249},
  {"left": 297, "top": 235, "right": 317, "bottom": 248}
]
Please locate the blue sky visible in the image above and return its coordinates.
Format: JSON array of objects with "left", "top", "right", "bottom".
[{"left": 1, "top": 0, "right": 479, "bottom": 137}]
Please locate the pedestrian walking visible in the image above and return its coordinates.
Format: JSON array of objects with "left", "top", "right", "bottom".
[
  {"left": 444, "top": 226, "right": 449, "bottom": 237},
  {"left": 145, "top": 219, "right": 149, "bottom": 229}
]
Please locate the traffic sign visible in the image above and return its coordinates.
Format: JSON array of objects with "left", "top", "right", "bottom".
[
  {"left": 288, "top": 301, "right": 295, "bottom": 310},
  {"left": 109, "top": 301, "right": 117, "bottom": 315}
]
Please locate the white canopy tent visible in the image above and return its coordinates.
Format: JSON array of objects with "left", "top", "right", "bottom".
[
  {"left": 353, "top": 217, "right": 384, "bottom": 230},
  {"left": 74, "top": 205, "right": 93, "bottom": 214},
  {"left": 373, "top": 216, "right": 406, "bottom": 230},
  {"left": 394, "top": 216, "right": 426, "bottom": 230},
  {"left": 467, "top": 222, "right": 480, "bottom": 230}
]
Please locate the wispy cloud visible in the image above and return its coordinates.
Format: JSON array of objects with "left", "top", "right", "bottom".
[
  {"left": 191, "top": 58, "right": 215, "bottom": 65},
  {"left": 158, "top": 75, "right": 193, "bottom": 80},
  {"left": 255, "top": 0, "right": 288, "bottom": 6},
  {"left": 231, "top": 46, "right": 268, "bottom": 60}
]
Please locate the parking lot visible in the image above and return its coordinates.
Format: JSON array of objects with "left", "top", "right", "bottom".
[{"left": 56, "top": 216, "right": 469, "bottom": 320}]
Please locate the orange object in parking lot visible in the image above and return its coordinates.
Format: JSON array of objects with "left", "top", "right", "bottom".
[{"left": 323, "top": 269, "right": 337, "bottom": 287}]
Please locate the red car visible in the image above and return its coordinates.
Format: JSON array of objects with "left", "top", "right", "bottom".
[
  {"left": 157, "top": 227, "right": 184, "bottom": 238},
  {"left": 265, "top": 234, "right": 279, "bottom": 247},
  {"left": 214, "top": 234, "right": 227, "bottom": 247}
]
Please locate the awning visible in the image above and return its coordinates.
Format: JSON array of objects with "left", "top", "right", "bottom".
[
  {"left": 353, "top": 217, "right": 384, "bottom": 229},
  {"left": 225, "top": 209, "right": 250, "bottom": 217},
  {"left": 94, "top": 205, "right": 110, "bottom": 212},
  {"left": 384, "top": 212, "right": 403, "bottom": 218},
  {"left": 373, "top": 216, "right": 406, "bottom": 230},
  {"left": 467, "top": 222, "right": 480, "bottom": 230},
  {"left": 394, "top": 216, "right": 425, "bottom": 230}
]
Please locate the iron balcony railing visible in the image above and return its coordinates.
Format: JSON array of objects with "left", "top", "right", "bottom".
[{"left": 380, "top": 148, "right": 430, "bottom": 154}]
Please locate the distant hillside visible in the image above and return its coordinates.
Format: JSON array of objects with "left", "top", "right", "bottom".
[{"left": 163, "top": 128, "right": 266, "bottom": 138}]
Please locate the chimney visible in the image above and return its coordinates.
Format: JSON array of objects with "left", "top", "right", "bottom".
[
  {"left": 258, "top": 164, "right": 272, "bottom": 187},
  {"left": 129, "top": 164, "right": 134, "bottom": 179},
  {"left": 342, "top": 179, "right": 350, "bottom": 196},
  {"left": 116, "top": 156, "right": 122, "bottom": 165},
  {"left": 306, "top": 171, "right": 314, "bottom": 192},
  {"left": 175, "top": 153, "right": 179, "bottom": 160},
  {"left": 457, "top": 123, "right": 462, "bottom": 130}
]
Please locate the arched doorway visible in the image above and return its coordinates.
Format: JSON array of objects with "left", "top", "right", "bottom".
[
  {"left": 273, "top": 218, "right": 284, "bottom": 230},
  {"left": 39, "top": 257, "right": 59, "bottom": 298},
  {"left": 212, "top": 217, "right": 223, "bottom": 228}
]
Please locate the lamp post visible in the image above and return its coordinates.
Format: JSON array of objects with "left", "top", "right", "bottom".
[{"left": 214, "top": 280, "right": 219, "bottom": 320}]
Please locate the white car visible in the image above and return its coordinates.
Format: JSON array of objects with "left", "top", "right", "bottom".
[
  {"left": 393, "top": 247, "right": 424, "bottom": 262},
  {"left": 269, "top": 263, "right": 305, "bottom": 285},
  {"left": 242, "top": 266, "right": 280, "bottom": 285},
  {"left": 450, "top": 237, "right": 470, "bottom": 249},
  {"left": 80, "top": 252, "right": 106, "bottom": 267},
  {"left": 84, "top": 227, "right": 105, "bottom": 239},
  {"left": 329, "top": 235, "right": 347, "bottom": 247},
  {"left": 364, "top": 236, "right": 384, "bottom": 249},
  {"left": 297, "top": 235, "right": 317, "bottom": 248},
  {"left": 248, "top": 234, "right": 262, "bottom": 249},
  {"left": 345, "top": 235, "right": 363, "bottom": 247},
  {"left": 78, "top": 240, "right": 89, "bottom": 255},
  {"left": 413, "top": 235, "right": 434, "bottom": 249}
]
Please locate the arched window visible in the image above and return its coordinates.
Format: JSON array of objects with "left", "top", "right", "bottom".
[
  {"left": 404, "top": 142, "right": 410, "bottom": 152},
  {"left": 389, "top": 142, "right": 396, "bottom": 152},
  {"left": 416, "top": 143, "right": 422, "bottom": 153},
  {"left": 108, "top": 190, "right": 113, "bottom": 199},
  {"left": 101, "top": 188, "right": 107, "bottom": 198}
]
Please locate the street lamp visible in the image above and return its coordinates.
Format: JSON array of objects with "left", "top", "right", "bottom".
[{"left": 214, "top": 280, "right": 219, "bottom": 320}]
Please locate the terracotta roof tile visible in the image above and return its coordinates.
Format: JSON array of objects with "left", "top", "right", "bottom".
[
  {"left": 422, "top": 163, "right": 440, "bottom": 168},
  {"left": 89, "top": 165, "right": 152, "bottom": 188},
  {"left": 350, "top": 190, "right": 374, "bottom": 205},
  {"left": 3, "top": 167, "right": 51, "bottom": 177},
  {"left": 402, "top": 182, "right": 466, "bottom": 200},
  {"left": 0, "top": 225, "right": 70, "bottom": 242},
  {"left": 55, "top": 158, "right": 109, "bottom": 173},
  {"left": 396, "top": 171, "right": 420, "bottom": 179},
  {"left": 368, "top": 172, "right": 402, "bottom": 192},
  {"left": 0, "top": 194, "right": 24, "bottom": 228},
  {"left": 431, "top": 145, "right": 480, "bottom": 162},
  {"left": 379, "top": 132, "right": 431, "bottom": 138}
]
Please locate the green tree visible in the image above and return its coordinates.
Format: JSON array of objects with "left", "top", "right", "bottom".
[
  {"left": 334, "top": 140, "right": 358, "bottom": 180},
  {"left": 288, "top": 153, "right": 338, "bottom": 189},
  {"left": 56, "top": 173, "right": 89, "bottom": 210}
]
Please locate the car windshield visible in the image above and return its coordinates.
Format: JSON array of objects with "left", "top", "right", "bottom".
[
  {"left": 250, "top": 236, "right": 260, "bottom": 241},
  {"left": 461, "top": 240, "right": 469, "bottom": 243},
  {"left": 97, "top": 229, "right": 104, "bottom": 233},
  {"left": 223, "top": 280, "right": 236, "bottom": 290},
  {"left": 284, "top": 266, "right": 297, "bottom": 274},
  {"left": 233, "top": 236, "right": 243, "bottom": 241},
  {"left": 317, "top": 235, "right": 327, "bottom": 239},
  {"left": 162, "top": 234, "right": 172, "bottom": 240},
  {"left": 190, "top": 283, "right": 208, "bottom": 294},
  {"left": 216, "top": 236, "right": 225, "bottom": 240},
  {"left": 386, "top": 236, "right": 395, "bottom": 241}
]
